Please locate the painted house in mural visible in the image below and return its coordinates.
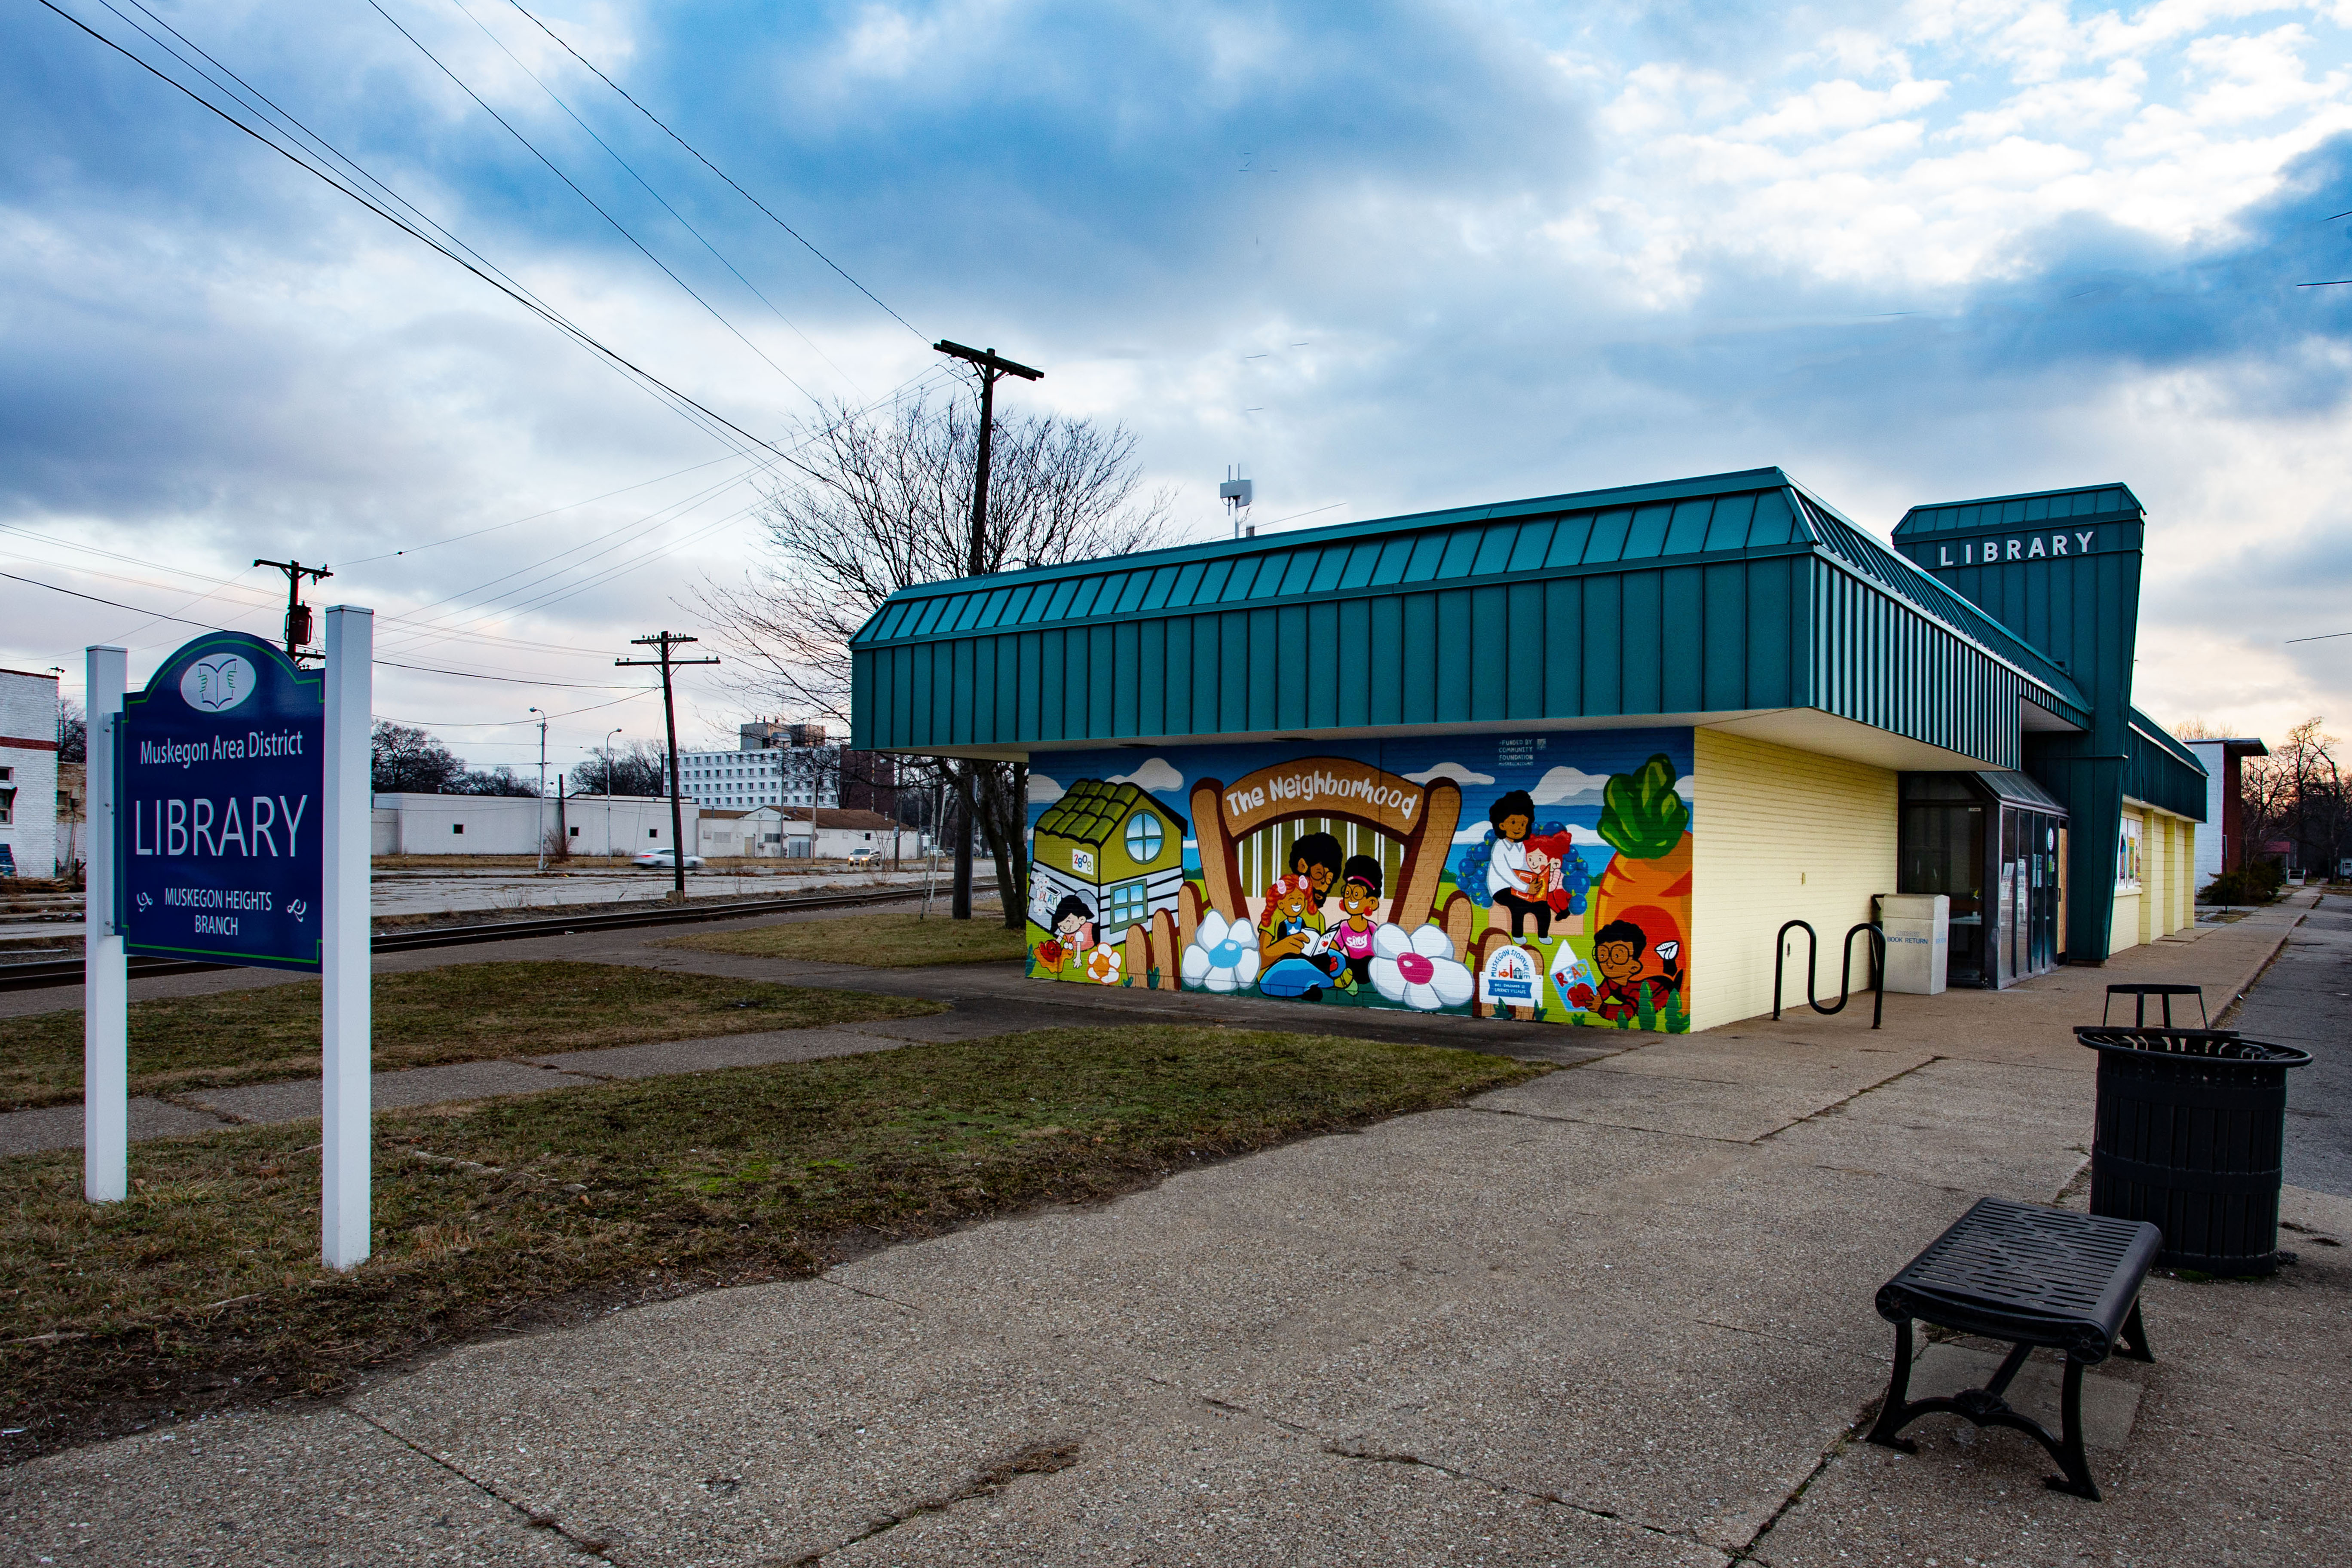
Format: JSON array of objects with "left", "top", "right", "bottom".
[
  {"left": 850, "top": 468, "right": 2207, "bottom": 1034},
  {"left": 1029, "top": 779, "right": 1188, "bottom": 946}
]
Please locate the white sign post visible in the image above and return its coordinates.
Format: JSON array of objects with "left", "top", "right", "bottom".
[
  {"left": 321, "top": 606, "right": 374, "bottom": 1270},
  {"left": 83, "top": 645, "right": 128, "bottom": 1204}
]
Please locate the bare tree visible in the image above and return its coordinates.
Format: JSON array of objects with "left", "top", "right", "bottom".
[
  {"left": 704, "top": 392, "right": 1175, "bottom": 927},
  {"left": 2242, "top": 717, "right": 2343, "bottom": 876}
]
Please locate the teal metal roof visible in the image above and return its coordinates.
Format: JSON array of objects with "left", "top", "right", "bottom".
[
  {"left": 854, "top": 468, "right": 1816, "bottom": 646},
  {"left": 852, "top": 467, "right": 2096, "bottom": 766},
  {"left": 1893, "top": 483, "right": 2142, "bottom": 536}
]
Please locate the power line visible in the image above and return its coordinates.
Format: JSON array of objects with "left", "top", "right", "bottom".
[
  {"left": 92, "top": 0, "right": 761, "bottom": 469},
  {"left": 364, "top": 0, "right": 825, "bottom": 407},
  {"left": 1, "top": 570, "right": 642, "bottom": 688},
  {"left": 337, "top": 451, "right": 746, "bottom": 566},
  {"left": 501, "top": 0, "right": 927, "bottom": 340},
  {"left": 444, "top": 0, "right": 870, "bottom": 400},
  {"left": 37, "top": 0, "right": 787, "bottom": 463}
]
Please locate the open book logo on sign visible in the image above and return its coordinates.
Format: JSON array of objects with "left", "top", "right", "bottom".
[{"left": 180, "top": 655, "right": 257, "bottom": 714}]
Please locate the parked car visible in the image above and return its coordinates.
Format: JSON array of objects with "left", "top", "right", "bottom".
[
  {"left": 845, "top": 846, "right": 884, "bottom": 869},
  {"left": 632, "top": 848, "right": 705, "bottom": 870}
]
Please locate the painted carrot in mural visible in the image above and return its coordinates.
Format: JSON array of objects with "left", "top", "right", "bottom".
[{"left": 1589, "top": 753, "right": 1692, "bottom": 965}]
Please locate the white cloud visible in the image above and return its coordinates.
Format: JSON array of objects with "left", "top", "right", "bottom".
[
  {"left": 1109, "top": 757, "right": 1184, "bottom": 793},
  {"left": 1530, "top": 766, "right": 1612, "bottom": 803},
  {"left": 1676, "top": 775, "right": 1696, "bottom": 800},
  {"left": 1027, "top": 773, "right": 1065, "bottom": 804},
  {"left": 1404, "top": 761, "right": 1495, "bottom": 786}
]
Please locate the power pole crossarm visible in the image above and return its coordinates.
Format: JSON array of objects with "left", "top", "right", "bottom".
[
  {"left": 616, "top": 631, "right": 719, "bottom": 901},
  {"left": 254, "top": 558, "right": 333, "bottom": 665}
]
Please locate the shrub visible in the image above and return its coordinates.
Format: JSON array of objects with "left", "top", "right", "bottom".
[{"left": 2201, "top": 862, "right": 2286, "bottom": 904}]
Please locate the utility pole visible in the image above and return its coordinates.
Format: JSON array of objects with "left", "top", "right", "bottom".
[
  {"left": 616, "top": 632, "right": 718, "bottom": 901},
  {"left": 529, "top": 706, "right": 548, "bottom": 872},
  {"left": 933, "top": 339, "right": 1042, "bottom": 920},
  {"left": 254, "top": 559, "right": 333, "bottom": 665}
]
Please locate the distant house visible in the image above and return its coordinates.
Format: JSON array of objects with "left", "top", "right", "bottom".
[{"left": 1030, "top": 781, "right": 1188, "bottom": 943}]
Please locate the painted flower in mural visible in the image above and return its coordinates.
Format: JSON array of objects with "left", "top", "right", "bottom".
[
  {"left": 1369, "top": 923, "right": 1475, "bottom": 1012},
  {"left": 1181, "top": 910, "right": 1261, "bottom": 993},
  {"left": 1082, "top": 944, "right": 1124, "bottom": 985}
]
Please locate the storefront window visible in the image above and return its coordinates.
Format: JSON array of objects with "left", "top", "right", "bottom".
[{"left": 2116, "top": 814, "right": 2143, "bottom": 889}]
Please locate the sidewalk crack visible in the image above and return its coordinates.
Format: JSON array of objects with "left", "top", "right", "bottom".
[
  {"left": 1177, "top": 1382, "right": 1729, "bottom": 1558},
  {"left": 1752, "top": 1056, "right": 1946, "bottom": 1145},
  {"left": 776, "top": 1439, "right": 1081, "bottom": 1565},
  {"left": 341, "top": 1404, "right": 615, "bottom": 1559}
]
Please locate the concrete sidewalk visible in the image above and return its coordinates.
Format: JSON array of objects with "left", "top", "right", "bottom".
[{"left": 3, "top": 900, "right": 2344, "bottom": 1566}]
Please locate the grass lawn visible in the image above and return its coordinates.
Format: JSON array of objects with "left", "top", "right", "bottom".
[
  {"left": 0, "top": 962, "right": 943, "bottom": 1111},
  {"left": 667, "top": 907, "right": 1026, "bottom": 967},
  {"left": 0, "top": 1026, "right": 1540, "bottom": 1459}
]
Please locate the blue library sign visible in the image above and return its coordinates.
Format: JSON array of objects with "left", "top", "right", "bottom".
[{"left": 116, "top": 633, "right": 325, "bottom": 972}]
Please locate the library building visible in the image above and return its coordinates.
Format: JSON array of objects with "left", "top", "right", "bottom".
[{"left": 851, "top": 469, "right": 2205, "bottom": 1035}]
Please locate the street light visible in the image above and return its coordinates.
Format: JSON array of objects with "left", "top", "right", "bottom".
[{"left": 604, "top": 729, "right": 622, "bottom": 799}]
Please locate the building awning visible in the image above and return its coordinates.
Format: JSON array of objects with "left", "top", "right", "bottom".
[{"left": 1974, "top": 770, "right": 2068, "bottom": 814}]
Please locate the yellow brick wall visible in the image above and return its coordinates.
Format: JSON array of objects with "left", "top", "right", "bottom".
[
  {"left": 1689, "top": 728, "right": 1899, "bottom": 1032},
  {"left": 2110, "top": 891, "right": 2142, "bottom": 954}
]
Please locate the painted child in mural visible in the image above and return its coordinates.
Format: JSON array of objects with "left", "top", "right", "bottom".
[
  {"left": 1330, "top": 855, "right": 1384, "bottom": 992},
  {"left": 1036, "top": 893, "right": 1095, "bottom": 976},
  {"left": 1484, "top": 790, "right": 1553, "bottom": 939},
  {"left": 1589, "top": 918, "right": 1683, "bottom": 1023},
  {"left": 1257, "top": 872, "right": 1347, "bottom": 998},
  {"left": 1259, "top": 831, "right": 1343, "bottom": 963}
]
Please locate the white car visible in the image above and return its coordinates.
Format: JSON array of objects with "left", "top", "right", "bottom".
[
  {"left": 845, "top": 846, "right": 884, "bottom": 869},
  {"left": 632, "top": 848, "right": 705, "bottom": 870}
]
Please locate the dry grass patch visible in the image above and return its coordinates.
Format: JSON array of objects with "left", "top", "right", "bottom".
[
  {"left": 0, "top": 961, "right": 943, "bottom": 1110},
  {"left": 0, "top": 1026, "right": 1540, "bottom": 1459},
  {"left": 667, "top": 907, "right": 1024, "bottom": 968}
]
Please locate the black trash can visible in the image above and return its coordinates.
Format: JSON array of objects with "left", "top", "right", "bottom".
[{"left": 2074, "top": 1026, "right": 2312, "bottom": 1276}]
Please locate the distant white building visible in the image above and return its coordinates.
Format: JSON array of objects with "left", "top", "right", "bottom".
[
  {"left": 696, "top": 805, "right": 921, "bottom": 861},
  {"left": 0, "top": 667, "right": 61, "bottom": 878},
  {"left": 372, "top": 793, "right": 694, "bottom": 857}
]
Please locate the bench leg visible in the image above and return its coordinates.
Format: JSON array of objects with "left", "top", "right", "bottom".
[
  {"left": 2116, "top": 1297, "right": 2153, "bottom": 1363},
  {"left": 2043, "top": 1356, "right": 2101, "bottom": 1501},
  {"left": 1865, "top": 1318, "right": 1920, "bottom": 1452}
]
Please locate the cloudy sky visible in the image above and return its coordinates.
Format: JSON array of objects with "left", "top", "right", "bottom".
[{"left": 6, "top": 0, "right": 2352, "bottom": 775}]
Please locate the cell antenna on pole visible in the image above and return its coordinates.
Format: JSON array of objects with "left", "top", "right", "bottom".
[{"left": 1221, "top": 465, "right": 1253, "bottom": 538}]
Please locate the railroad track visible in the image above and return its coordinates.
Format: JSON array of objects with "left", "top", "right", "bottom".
[{"left": 0, "top": 880, "right": 999, "bottom": 993}]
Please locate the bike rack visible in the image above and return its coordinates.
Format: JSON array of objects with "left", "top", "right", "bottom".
[{"left": 1772, "top": 919, "right": 1886, "bottom": 1029}]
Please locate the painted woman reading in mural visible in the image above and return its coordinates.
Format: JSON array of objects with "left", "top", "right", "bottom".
[{"left": 1484, "top": 790, "right": 1553, "bottom": 939}]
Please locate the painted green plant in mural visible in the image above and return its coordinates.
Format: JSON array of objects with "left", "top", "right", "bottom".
[{"left": 1597, "top": 754, "right": 1689, "bottom": 857}]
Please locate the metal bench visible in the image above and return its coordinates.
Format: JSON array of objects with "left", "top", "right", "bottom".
[
  {"left": 1867, "top": 1197, "right": 2159, "bottom": 1501},
  {"left": 2101, "top": 983, "right": 2208, "bottom": 1028}
]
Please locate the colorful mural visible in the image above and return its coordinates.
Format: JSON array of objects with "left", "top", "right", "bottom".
[{"left": 1023, "top": 731, "right": 1696, "bottom": 1032}]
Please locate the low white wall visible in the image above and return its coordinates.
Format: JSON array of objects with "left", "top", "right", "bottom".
[{"left": 374, "top": 793, "right": 692, "bottom": 856}]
